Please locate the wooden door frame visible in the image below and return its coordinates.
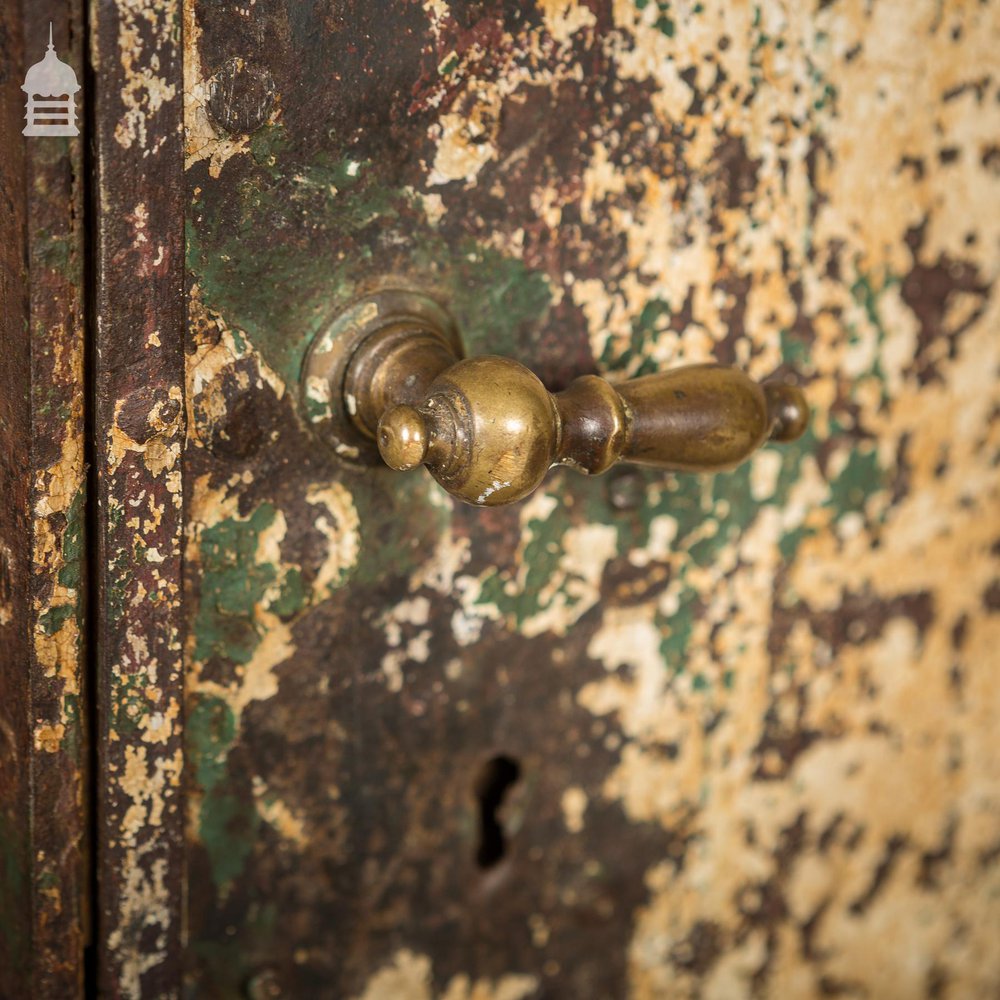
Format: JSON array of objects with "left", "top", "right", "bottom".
[
  {"left": 0, "top": 1, "right": 89, "bottom": 996},
  {"left": 89, "top": 1, "right": 187, "bottom": 996},
  {"left": 1, "top": 1, "right": 187, "bottom": 996}
]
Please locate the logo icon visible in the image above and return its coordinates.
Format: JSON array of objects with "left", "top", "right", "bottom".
[{"left": 22, "top": 23, "right": 80, "bottom": 137}]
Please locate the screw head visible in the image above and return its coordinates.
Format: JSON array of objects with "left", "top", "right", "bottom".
[
  {"left": 207, "top": 57, "right": 275, "bottom": 135},
  {"left": 244, "top": 969, "right": 282, "bottom": 1000}
]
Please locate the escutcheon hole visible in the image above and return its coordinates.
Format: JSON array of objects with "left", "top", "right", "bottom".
[{"left": 474, "top": 754, "right": 521, "bottom": 869}]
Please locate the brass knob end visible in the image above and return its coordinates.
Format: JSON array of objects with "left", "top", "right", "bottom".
[
  {"left": 378, "top": 405, "right": 428, "bottom": 471},
  {"left": 765, "top": 383, "right": 810, "bottom": 443},
  {"left": 305, "top": 292, "right": 810, "bottom": 507},
  {"left": 380, "top": 356, "right": 560, "bottom": 506}
]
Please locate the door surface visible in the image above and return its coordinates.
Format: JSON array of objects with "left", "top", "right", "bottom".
[
  {"left": 3, "top": 1, "right": 1000, "bottom": 998},
  {"left": 174, "top": 2, "right": 1000, "bottom": 997}
]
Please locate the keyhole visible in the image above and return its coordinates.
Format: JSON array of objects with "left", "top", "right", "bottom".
[{"left": 474, "top": 754, "right": 521, "bottom": 869}]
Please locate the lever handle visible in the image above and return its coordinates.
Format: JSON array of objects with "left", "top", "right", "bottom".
[
  {"left": 303, "top": 291, "right": 808, "bottom": 507},
  {"left": 377, "top": 357, "right": 806, "bottom": 506}
]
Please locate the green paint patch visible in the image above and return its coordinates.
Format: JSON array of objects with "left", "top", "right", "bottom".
[
  {"left": 600, "top": 298, "right": 671, "bottom": 377},
  {"left": 812, "top": 266, "right": 899, "bottom": 522},
  {"left": 813, "top": 82, "right": 837, "bottom": 113},
  {"left": 270, "top": 567, "right": 307, "bottom": 618},
  {"left": 636, "top": 0, "right": 675, "bottom": 36},
  {"left": 193, "top": 503, "right": 308, "bottom": 666},
  {"left": 779, "top": 327, "right": 811, "bottom": 370},
  {"left": 37, "top": 603, "right": 75, "bottom": 636},
  {"left": 656, "top": 585, "right": 699, "bottom": 667},
  {"left": 825, "top": 446, "right": 881, "bottom": 518},
  {"left": 779, "top": 523, "right": 814, "bottom": 561},
  {"left": 426, "top": 242, "right": 554, "bottom": 361},
  {"left": 188, "top": 493, "right": 359, "bottom": 886},
  {"left": 106, "top": 540, "right": 132, "bottom": 624},
  {"left": 58, "top": 486, "right": 85, "bottom": 592},
  {"left": 190, "top": 136, "right": 555, "bottom": 394},
  {"left": 472, "top": 419, "right": 818, "bottom": 643},
  {"left": 351, "top": 474, "right": 452, "bottom": 587},
  {"left": 34, "top": 226, "right": 73, "bottom": 276},
  {"left": 850, "top": 267, "right": 900, "bottom": 368},
  {"left": 472, "top": 393, "right": 825, "bottom": 686},
  {"left": 476, "top": 495, "right": 577, "bottom": 627},
  {"left": 248, "top": 123, "right": 290, "bottom": 170},
  {"left": 188, "top": 694, "right": 259, "bottom": 887},
  {"left": 199, "top": 788, "right": 260, "bottom": 887},
  {"left": 188, "top": 151, "right": 407, "bottom": 386}
]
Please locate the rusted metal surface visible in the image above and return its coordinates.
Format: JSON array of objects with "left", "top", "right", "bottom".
[
  {"left": 90, "top": 0, "right": 186, "bottom": 996},
  {"left": 180, "top": 1, "right": 1000, "bottom": 997},
  {"left": 0, "top": 3, "right": 89, "bottom": 996}
]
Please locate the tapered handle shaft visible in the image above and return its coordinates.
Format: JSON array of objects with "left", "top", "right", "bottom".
[{"left": 376, "top": 355, "right": 807, "bottom": 507}]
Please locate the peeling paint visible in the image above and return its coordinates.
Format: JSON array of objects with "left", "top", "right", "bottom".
[
  {"left": 182, "top": 0, "right": 1000, "bottom": 995},
  {"left": 113, "top": 0, "right": 179, "bottom": 153},
  {"left": 353, "top": 950, "right": 538, "bottom": 1000}
]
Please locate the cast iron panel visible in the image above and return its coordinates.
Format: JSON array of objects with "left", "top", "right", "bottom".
[{"left": 183, "top": 3, "right": 1000, "bottom": 998}]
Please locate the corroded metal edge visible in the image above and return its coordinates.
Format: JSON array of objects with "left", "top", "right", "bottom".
[
  {"left": 0, "top": 2, "right": 89, "bottom": 997},
  {"left": 90, "top": 0, "right": 186, "bottom": 996}
]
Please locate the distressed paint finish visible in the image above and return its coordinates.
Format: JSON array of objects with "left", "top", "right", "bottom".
[
  {"left": 90, "top": 0, "right": 186, "bottom": 996},
  {"left": 0, "top": 3, "right": 89, "bottom": 996},
  {"left": 183, "top": 2, "right": 1000, "bottom": 998},
  {"left": 0, "top": 6, "right": 35, "bottom": 996}
]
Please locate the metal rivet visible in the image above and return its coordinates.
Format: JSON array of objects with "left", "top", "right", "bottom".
[
  {"left": 115, "top": 386, "right": 179, "bottom": 444},
  {"left": 207, "top": 57, "right": 275, "bottom": 135},
  {"left": 244, "top": 969, "right": 282, "bottom": 1000},
  {"left": 192, "top": 363, "right": 279, "bottom": 460}
]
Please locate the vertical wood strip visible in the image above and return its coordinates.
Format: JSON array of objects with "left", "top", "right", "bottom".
[
  {"left": 89, "top": 1, "right": 186, "bottom": 996},
  {"left": 0, "top": 3, "right": 89, "bottom": 996},
  {"left": 25, "top": 2, "right": 90, "bottom": 994},
  {"left": 0, "top": 3, "right": 35, "bottom": 992}
]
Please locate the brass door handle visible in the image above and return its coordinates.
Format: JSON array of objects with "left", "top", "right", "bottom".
[{"left": 303, "top": 290, "right": 808, "bottom": 507}]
